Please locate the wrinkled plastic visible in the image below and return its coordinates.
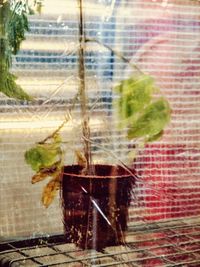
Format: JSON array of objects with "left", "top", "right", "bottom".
[{"left": 0, "top": 2, "right": 200, "bottom": 265}]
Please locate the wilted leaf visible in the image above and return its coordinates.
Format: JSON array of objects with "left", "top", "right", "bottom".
[
  {"left": 31, "top": 163, "right": 60, "bottom": 184},
  {"left": 25, "top": 134, "right": 63, "bottom": 207},
  {"left": 32, "top": 171, "right": 49, "bottom": 184},
  {"left": 42, "top": 176, "right": 61, "bottom": 208}
]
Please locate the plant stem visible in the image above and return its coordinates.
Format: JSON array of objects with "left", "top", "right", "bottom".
[
  {"left": 37, "top": 4, "right": 145, "bottom": 166},
  {"left": 78, "top": 0, "right": 91, "bottom": 173},
  {"left": 82, "top": 135, "right": 138, "bottom": 181}
]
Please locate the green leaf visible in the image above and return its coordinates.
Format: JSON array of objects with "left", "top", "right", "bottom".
[
  {"left": 7, "top": 10, "right": 29, "bottom": 55},
  {"left": 25, "top": 142, "right": 62, "bottom": 172},
  {"left": 128, "top": 98, "right": 171, "bottom": 140},
  {"left": 115, "top": 75, "right": 159, "bottom": 124},
  {"left": 0, "top": 1, "right": 32, "bottom": 101},
  {"left": 0, "top": 71, "right": 33, "bottom": 100}
]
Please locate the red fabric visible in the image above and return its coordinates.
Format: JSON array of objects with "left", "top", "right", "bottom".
[{"left": 140, "top": 144, "right": 200, "bottom": 221}]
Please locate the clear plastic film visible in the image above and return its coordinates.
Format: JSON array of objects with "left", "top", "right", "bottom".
[{"left": 1, "top": 0, "right": 200, "bottom": 266}]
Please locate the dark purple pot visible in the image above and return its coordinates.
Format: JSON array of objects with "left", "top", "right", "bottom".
[{"left": 61, "top": 164, "right": 135, "bottom": 251}]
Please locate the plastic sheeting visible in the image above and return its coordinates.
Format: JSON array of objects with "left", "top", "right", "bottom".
[{"left": 0, "top": 0, "right": 200, "bottom": 248}]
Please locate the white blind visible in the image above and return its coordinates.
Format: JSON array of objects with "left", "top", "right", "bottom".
[{"left": 0, "top": 0, "right": 200, "bottom": 238}]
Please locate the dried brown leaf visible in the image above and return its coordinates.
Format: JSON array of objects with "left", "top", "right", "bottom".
[
  {"left": 31, "top": 163, "right": 60, "bottom": 184},
  {"left": 41, "top": 176, "right": 61, "bottom": 208},
  {"left": 32, "top": 172, "right": 49, "bottom": 184}
]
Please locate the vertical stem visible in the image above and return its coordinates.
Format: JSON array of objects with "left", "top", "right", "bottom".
[{"left": 78, "top": 0, "right": 91, "bottom": 173}]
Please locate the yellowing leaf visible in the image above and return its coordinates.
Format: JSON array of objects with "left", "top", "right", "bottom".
[
  {"left": 25, "top": 134, "right": 63, "bottom": 207},
  {"left": 31, "top": 162, "right": 60, "bottom": 184},
  {"left": 42, "top": 176, "right": 61, "bottom": 208}
]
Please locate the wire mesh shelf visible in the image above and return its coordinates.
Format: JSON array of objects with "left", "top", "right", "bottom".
[{"left": 1, "top": 216, "right": 200, "bottom": 266}]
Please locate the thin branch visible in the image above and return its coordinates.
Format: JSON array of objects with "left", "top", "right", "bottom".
[
  {"left": 38, "top": 115, "right": 69, "bottom": 145},
  {"left": 39, "top": 92, "right": 79, "bottom": 144},
  {"left": 85, "top": 38, "right": 145, "bottom": 75},
  {"left": 41, "top": 77, "right": 73, "bottom": 106}
]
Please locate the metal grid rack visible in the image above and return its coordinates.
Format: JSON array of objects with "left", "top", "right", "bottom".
[{"left": 1, "top": 216, "right": 200, "bottom": 266}]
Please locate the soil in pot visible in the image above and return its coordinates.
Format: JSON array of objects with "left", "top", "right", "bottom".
[{"left": 61, "top": 164, "right": 135, "bottom": 251}]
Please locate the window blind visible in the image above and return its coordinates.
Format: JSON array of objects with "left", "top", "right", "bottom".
[{"left": 0, "top": 0, "right": 200, "bottom": 238}]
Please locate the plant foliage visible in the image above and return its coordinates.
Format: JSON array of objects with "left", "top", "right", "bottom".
[
  {"left": 0, "top": 0, "right": 32, "bottom": 100},
  {"left": 25, "top": 134, "right": 63, "bottom": 207},
  {"left": 115, "top": 74, "right": 171, "bottom": 142},
  {"left": 23, "top": 6, "right": 171, "bottom": 207},
  {"left": 25, "top": 73, "right": 171, "bottom": 207}
]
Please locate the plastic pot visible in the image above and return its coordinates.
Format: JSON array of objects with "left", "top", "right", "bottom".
[{"left": 61, "top": 164, "right": 135, "bottom": 251}]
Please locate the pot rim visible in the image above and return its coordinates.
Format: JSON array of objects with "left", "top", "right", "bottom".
[{"left": 62, "top": 164, "right": 136, "bottom": 179}]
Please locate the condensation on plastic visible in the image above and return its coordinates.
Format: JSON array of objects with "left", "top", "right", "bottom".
[{"left": 0, "top": 0, "right": 200, "bottom": 251}]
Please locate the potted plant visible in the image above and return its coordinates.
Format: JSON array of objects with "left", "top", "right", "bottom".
[{"left": 2, "top": 0, "right": 171, "bottom": 251}]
